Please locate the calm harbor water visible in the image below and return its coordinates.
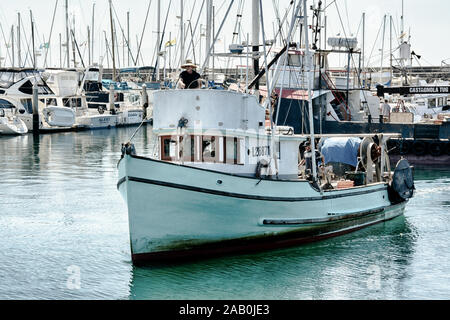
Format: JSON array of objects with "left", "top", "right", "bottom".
[{"left": 0, "top": 126, "right": 449, "bottom": 300}]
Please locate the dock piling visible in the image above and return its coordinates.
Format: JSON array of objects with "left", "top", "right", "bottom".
[{"left": 32, "top": 82, "right": 40, "bottom": 135}]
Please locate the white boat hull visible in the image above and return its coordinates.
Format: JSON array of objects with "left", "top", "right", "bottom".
[
  {"left": 0, "top": 117, "right": 28, "bottom": 135},
  {"left": 75, "top": 114, "right": 118, "bottom": 129},
  {"left": 117, "top": 109, "right": 144, "bottom": 126},
  {"left": 118, "top": 155, "right": 406, "bottom": 263}
]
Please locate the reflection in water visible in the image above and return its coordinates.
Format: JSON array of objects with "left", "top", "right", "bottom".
[{"left": 129, "top": 216, "right": 417, "bottom": 300}]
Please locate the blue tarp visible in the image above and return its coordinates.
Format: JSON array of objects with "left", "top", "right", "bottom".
[{"left": 319, "top": 137, "right": 362, "bottom": 167}]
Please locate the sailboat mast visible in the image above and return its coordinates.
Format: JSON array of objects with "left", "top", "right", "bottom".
[
  {"left": 156, "top": 0, "right": 161, "bottom": 81},
  {"left": 390, "top": 15, "right": 393, "bottom": 83},
  {"left": 65, "top": 0, "right": 70, "bottom": 68},
  {"left": 180, "top": 0, "right": 184, "bottom": 67},
  {"left": 11, "top": 26, "right": 15, "bottom": 67},
  {"left": 59, "top": 33, "right": 62, "bottom": 68},
  {"left": 380, "top": 15, "right": 386, "bottom": 84},
  {"left": 30, "top": 10, "right": 36, "bottom": 69},
  {"left": 109, "top": 0, "right": 117, "bottom": 81},
  {"left": 88, "top": 26, "right": 91, "bottom": 65},
  {"left": 92, "top": 3, "right": 95, "bottom": 65},
  {"left": 127, "top": 11, "right": 130, "bottom": 66},
  {"left": 17, "top": 13, "right": 21, "bottom": 67}
]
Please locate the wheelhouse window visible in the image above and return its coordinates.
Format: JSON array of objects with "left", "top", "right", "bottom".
[
  {"left": 46, "top": 98, "right": 57, "bottom": 106},
  {"left": 225, "top": 137, "right": 244, "bottom": 165},
  {"left": 161, "top": 136, "right": 178, "bottom": 161},
  {"left": 63, "top": 98, "right": 70, "bottom": 107},
  {"left": 160, "top": 135, "right": 243, "bottom": 165},
  {"left": 288, "top": 54, "right": 302, "bottom": 67},
  {"left": 202, "top": 136, "right": 217, "bottom": 162}
]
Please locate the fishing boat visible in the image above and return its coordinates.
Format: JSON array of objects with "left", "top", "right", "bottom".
[
  {"left": 117, "top": 88, "right": 414, "bottom": 263},
  {"left": 117, "top": 0, "right": 414, "bottom": 264}
]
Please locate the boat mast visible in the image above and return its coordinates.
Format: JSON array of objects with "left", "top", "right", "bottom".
[
  {"left": 109, "top": 0, "right": 117, "bottom": 81},
  {"left": 252, "top": 0, "right": 260, "bottom": 90},
  {"left": 59, "top": 33, "right": 62, "bottom": 68},
  {"left": 303, "top": 0, "right": 318, "bottom": 182},
  {"left": 380, "top": 14, "right": 386, "bottom": 84},
  {"left": 390, "top": 15, "right": 393, "bottom": 83},
  {"left": 30, "top": 10, "right": 36, "bottom": 69},
  {"left": 362, "top": 12, "right": 365, "bottom": 87},
  {"left": 127, "top": 11, "right": 130, "bottom": 66},
  {"left": 156, "top": 0, "right": 161, "bottom": 80},
  {"left": 88, "top": 26, "right": 91, "bottom": 65},
  {"left": 17, "top": 13, "right": 21, "bottom": 67},
  {"left": 65, "top": 0, "right": 70, "bottom": 68},
  {"left": 205, "top": 0, "right": 213, "bottom": 73},
  {"left": 92, "top": 3, "right": 95, "bottom": 65},
  {"left": 401, "top": 0, "right": 404, "bottom": 40},
  {"left": 11, "top": 26, "right": 15, "bottom": 68},
  {"left": 180, "top": 0, "right": 184, "bottom": 68}
]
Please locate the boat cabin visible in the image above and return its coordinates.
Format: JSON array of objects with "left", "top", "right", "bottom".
[{"left": 151, "top": 89, "right": 394, "bottom": 187}]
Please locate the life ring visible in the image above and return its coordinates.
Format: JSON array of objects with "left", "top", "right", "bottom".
[
  {"left": 412, "top": 140, "right": 427, "bottom": 156},
  {"left": 98, "top": 106, "right": 105, "bottom": 114},
  {"left": 399, "top": 140, "right": 412, "bottom": 155},
  {"left": 428, "top": 142, "right": 443, "bottom": 157}
]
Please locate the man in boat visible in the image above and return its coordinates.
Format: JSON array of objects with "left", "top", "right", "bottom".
[
  {"left": 380, "top": 99, "right": 392, "bottom": 123},
  {"left": 179, "top": 60, "right": 202, "bottom": 89},
  {"left": 300, "top": 140, "right": 324, "bottom": 178}
]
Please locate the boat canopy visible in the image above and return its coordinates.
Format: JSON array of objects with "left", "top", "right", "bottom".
[{"left": 0, "top": 69, "right": 42, "bottom": 89}]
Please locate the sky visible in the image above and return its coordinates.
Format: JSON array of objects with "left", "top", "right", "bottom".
[{"left": 0, "top": 0, "right": 449, "bottom": 69}]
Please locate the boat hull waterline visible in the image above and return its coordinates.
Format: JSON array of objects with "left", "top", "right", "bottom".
[{"left": 118, "top": 155, "right": 407, "bottom": 263}]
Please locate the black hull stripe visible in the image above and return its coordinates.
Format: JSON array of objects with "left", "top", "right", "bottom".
[
  {"left": 119, "top": 176, "right": 388, "bottom": 202},
  {"left": 263, "top": 207, "right": 385, "bottom": 225}
]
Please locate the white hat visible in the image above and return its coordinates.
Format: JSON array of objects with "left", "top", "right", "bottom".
[{"left": 181, "top": 59, "right": 198, "bottom": 69}]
